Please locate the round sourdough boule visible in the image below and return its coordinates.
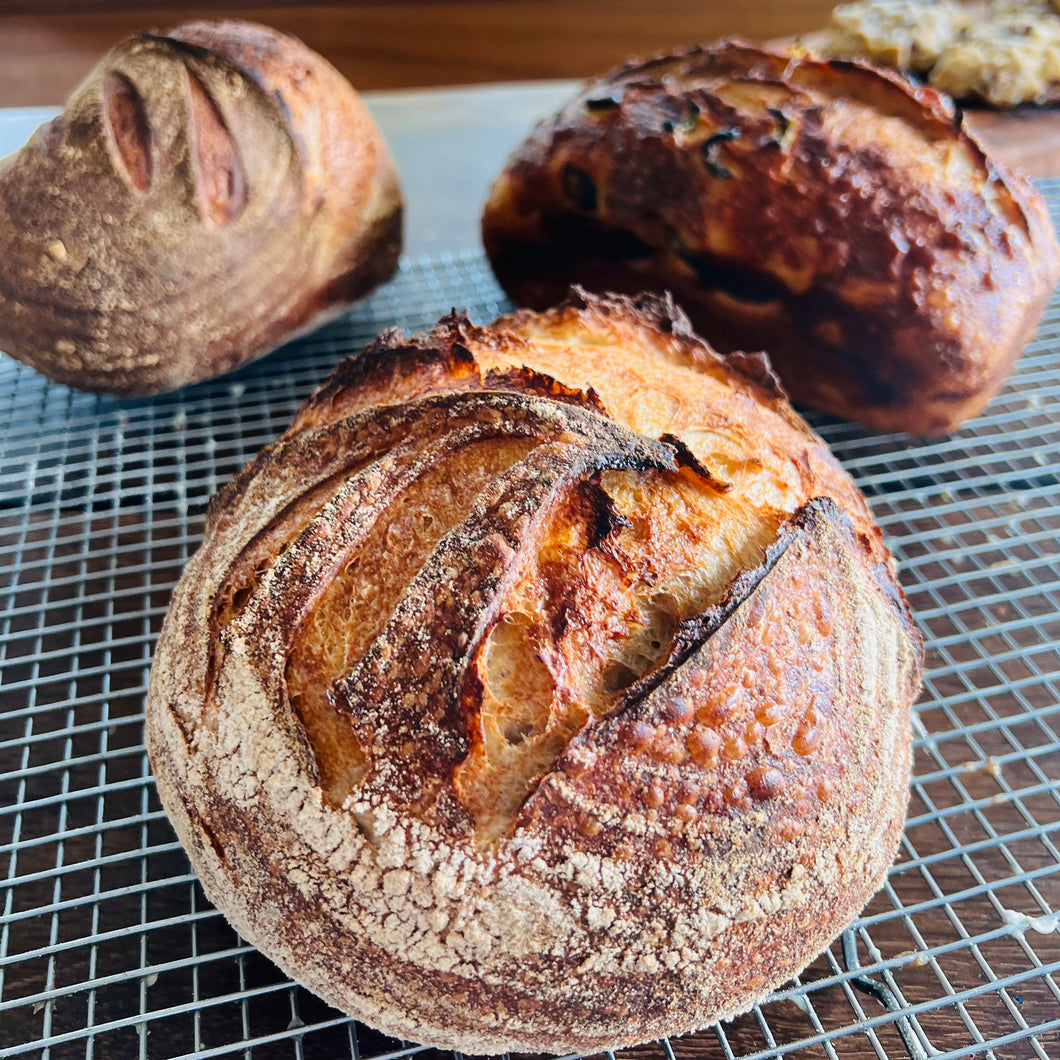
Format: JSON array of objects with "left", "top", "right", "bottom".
[
  {"left": 0, "top": 20, "right": 402, "bottom": 395},
  {"left": 481, "top": 39, "right": 1060, "bottom": 435},
  {"left": 147, "top": 289, "right": 922, "bottom": 1054}
]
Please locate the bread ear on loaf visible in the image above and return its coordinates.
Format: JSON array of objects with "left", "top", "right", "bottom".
[
  {"left": 148, "top": 290, "right": 921, "bottom": 1054},
  {"left": 0, "top": 20, "right": 402, "bottom": 395}
]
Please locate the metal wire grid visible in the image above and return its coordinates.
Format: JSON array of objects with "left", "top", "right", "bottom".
[{"left": 2, "top": 190, "right": 1060, "bottom": 1060}]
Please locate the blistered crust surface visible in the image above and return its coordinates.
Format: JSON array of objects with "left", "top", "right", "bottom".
[
  {"left": 0, "top": 19, "right": 402, "bottom": 395},
  {"left": 481, "top": 39, "right": 1060, "bottom": 435},
  {"left": 148, "top": 291, "right": 921, "bottom": 1053}
]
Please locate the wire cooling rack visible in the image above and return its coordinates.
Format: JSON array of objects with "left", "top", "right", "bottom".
[{"left": 2, "top": 189, "right": 1060, "bottom": 1060}]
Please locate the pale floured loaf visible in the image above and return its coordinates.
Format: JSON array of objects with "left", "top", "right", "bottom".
[
  {"left": 0, "top": 20, "right": 402, "bottom": 395},
  {"left": 147, "top": 290, "right": 922, "bottom": 1053}
]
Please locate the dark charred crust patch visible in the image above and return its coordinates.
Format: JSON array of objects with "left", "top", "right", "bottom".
[
  {"left": 658, "top": 433, "right": 731, "bottom": 493},
  {"left": 288, "top": 333, "right": 484, "bottom": 438},
  {"left": 699, "top": 128, "right": 740, "bottom": 180},
  {"left": 560, "top": 163, "right": 598, "bottom": 212},
  {"left": 586, "top": 477, "right": 634, "bottom": 548}
]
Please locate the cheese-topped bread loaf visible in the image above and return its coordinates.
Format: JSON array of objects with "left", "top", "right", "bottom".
[{"left": 482, "top": 41, "right": 1060, "bottom": 435}]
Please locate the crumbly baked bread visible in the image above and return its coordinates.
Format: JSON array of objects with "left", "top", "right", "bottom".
[
  {"left": 819, "top": 0, "right": 973, "bottom": 75},
  {"left": 0, "top": 20, "right": 402, "bottom": 395},
  {"left": 147, "top": 290, "right": 921, "bottom": 1054},
  {"left": 481, "top": 40, "right": 1060, "bottom": 435},
  {"left": 930, "top": 7, "right": 1060, "bottom": 107},
  {"left": 816, "top": 0, "right": 1060, "bottom": 106}
]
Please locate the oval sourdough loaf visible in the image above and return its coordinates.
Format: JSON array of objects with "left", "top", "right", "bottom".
[
  {"left": 481, "top": 40, "right": 1060, "bottom": 436},
  {"left": 0, "top": 20, "right": 402, "bottom": 395},
  {"left": 147, "top": 290, "right": 922, "bottom": 1053}
]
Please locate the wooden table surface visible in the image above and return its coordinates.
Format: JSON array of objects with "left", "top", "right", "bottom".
[
  {"left": 2, "top": 0, "right": 1059, "bottom": 177},
  {"left": 0, "top": 1, "right": 839, "bottom": 107}
]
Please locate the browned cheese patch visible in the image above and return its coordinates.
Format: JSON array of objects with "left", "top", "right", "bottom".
[
  {"left": 285, "top": 436, "right": 538, "bottom": 806},
  {"left": 456, "top": 462, "right": 785, "bottom": 842}
]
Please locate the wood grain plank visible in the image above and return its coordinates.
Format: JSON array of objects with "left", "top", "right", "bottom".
[
  {"left": 962, "top": 109, "right": 1060, "bottom": 180},
  {"left": 0, "top": 1, "right": 837, "bottom": 106}
]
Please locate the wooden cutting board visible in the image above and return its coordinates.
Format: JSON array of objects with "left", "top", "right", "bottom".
[{"left": 960, "top": 108, "right": 1060, "bottom": 179}]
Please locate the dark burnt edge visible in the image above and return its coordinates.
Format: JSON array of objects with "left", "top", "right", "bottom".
[
  {"left": 544, "top": 473, "right": 637, "bottom": 645},
  {"left": 587, "top": 475, "right": 635, "bottom": 547},
  {"left": 570, "top": 36, "right": 1034, "bottom": 240},
  {"left": 658, "top": 433, "right": 731, "bottom": 493},
  {"left": 481, "top": 366, "right": 609, "bottom": 417},
  {"left": 291, "top": 306, "right": 614, "bottom": 440},
  {"left": 284, "top": 327, "right": 479, "bottom": 441}
]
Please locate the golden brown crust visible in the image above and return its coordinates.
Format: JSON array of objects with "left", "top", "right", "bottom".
[
  {"left": 0, "top": 20, "right": 402, "bottom": 395},
  {"left": 481, "top": 39, "right": 1060, "bottom": 435},
  {"left": 147, "top": 290, "right": 921, "bottom": 1053}
]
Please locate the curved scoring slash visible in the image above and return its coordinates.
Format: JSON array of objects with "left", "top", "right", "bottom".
[
  {"left": 103, "top": 70, "right": 152, "bottom": 192},
  {"left": 185, "top": 65, "right": 246, "bottom": 226}
]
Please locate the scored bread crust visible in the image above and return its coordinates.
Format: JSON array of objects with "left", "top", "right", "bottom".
[
  {"left": 0, "top": 20, "right": 402, "bottom": 395},
  {"left": 147, "top": 290, "right": 921, "bottom": 1054},
  {"left": 481, "top": 39, "right": 1060, "bottom": 435}
]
